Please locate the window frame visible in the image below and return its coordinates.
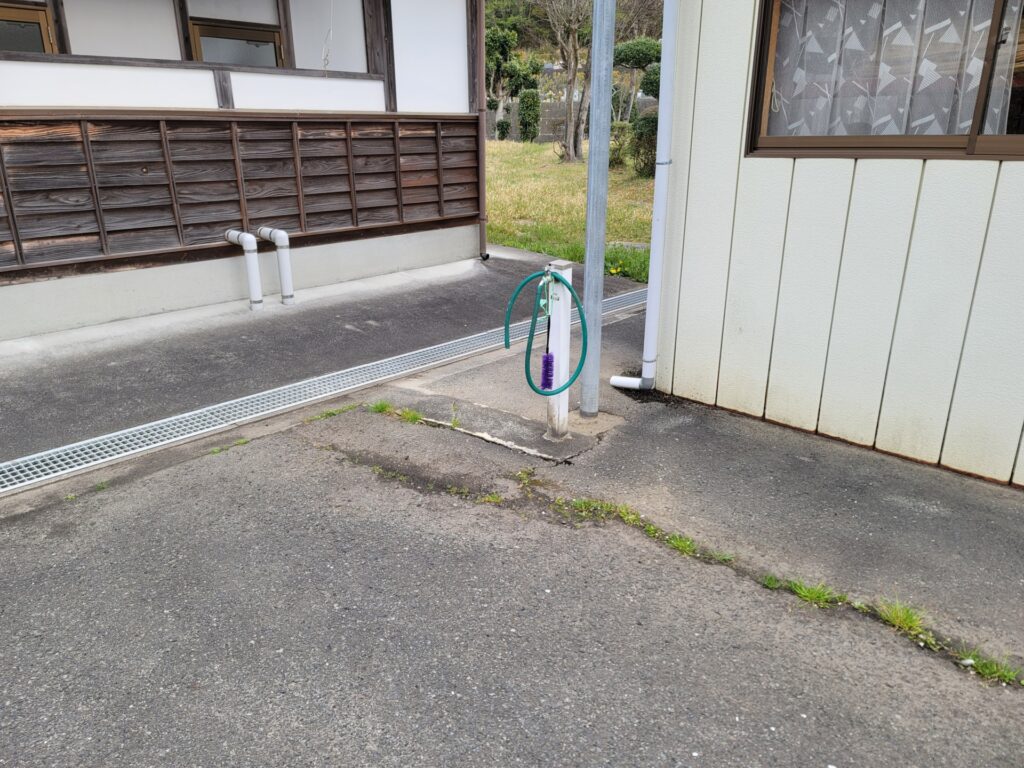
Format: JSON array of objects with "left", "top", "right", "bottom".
[
  {"left": 747, "top": 0, "right": 1024, "bottom": 159},
  {"left": 188, "top": 18, "right": 285, "bottom": 69},
  {"left": 0, "top": 1, "right": 57, "bottom": 54}
]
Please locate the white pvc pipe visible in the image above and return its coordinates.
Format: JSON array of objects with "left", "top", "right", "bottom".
[
  {"left": 610, "top": 0, "right": 679, "bottom": 391},
  {"left": 224, "top": 229, "right": 263, "bottom": 311},
  {"left": 254, "top": 227, "right": 296, "bottom": 305},
  {"left": 545, "top": 261, "right": 573, "bottom": 442}
]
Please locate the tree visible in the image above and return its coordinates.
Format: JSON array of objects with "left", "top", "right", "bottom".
[
  {"left": 518, "top": 89, "right": 541, "bottom": 142},
  {"left": 612, "top": 36, "right": 660, "bottom": 122},
  {"left": 533, "top": 0, "right": 593, "bottom": 162},
  {"left": 639, "top": 62, "right": 660, "bottom": 99},
  {"left": 486, "top": 27, "right": 542, "bottom": 130}
]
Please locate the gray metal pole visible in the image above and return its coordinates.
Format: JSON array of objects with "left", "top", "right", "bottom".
[{"left": 580, "top": 0, "right": 617, "bottom": 417}]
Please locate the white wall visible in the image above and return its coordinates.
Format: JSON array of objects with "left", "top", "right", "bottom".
[
  {"left": 658, "top": 0, "right": 1024, "bottom": 486},
  {"left": 0, "top": 61, "right": 218, "bottom": 109},
  {"left": 290, "top": 0, "right": 367, "bottom": 73},
  {"left": 230, "top": 71, "right": 385, "bottom": 111},
  {"left": 391, "top": 0, "right": 469, "bottom": 113},
  {"left": 187, "top": 0, "right": 278, "bottom": 25},
  {"left": 0, "top": 225, "right": 478, "bottom": 342},
  {"left": 63, "top": 0, "right": 182, "bottom": 59}
]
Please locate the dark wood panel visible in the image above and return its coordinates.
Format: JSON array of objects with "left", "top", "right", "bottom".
[
  {"left": 89, "top": 141, "right": 166, "bottom": 163},
  {"left": 299, "top": 139, "right": 349, "bottom": 158},
  {"left": 87, "top": 122, "right": 162, "bottom": 142},
  {"left": 0, "top": 114, "right": 480, "bottom": 272},
  {"left": 103, "top": 206, "right": 178, "bottom": 232},
  {"left": 305, "top": 210, "right": 354, "bottom": 231},
  {"left": 353, "top": 155, "right": 395, "bottom": 174},
  {"left": 107, "top": 226, "right": 181, "bottom": 253},
  {"left": 441, "top": 136, "right": 477, "bottom": 152},
  {"left": 21, "top": 234, "right": 104, "bottom": 263},
  {"left": 94, "top": 162, "right": 169, "bottom": 187},
  {"left": 403, "top": 202, "right": 441, "bottom": 221},
  {"left": 303, "top": 175, "right": 350, "bottom": 195},
  {"left": 0, "top": 122, "right": 82, "bottom": 142},
  {"left": 98, "top": 185, "right": 173, "bottom": 208},
  {"left": 351, "top": 138, "right": 396, "bottom": 156},
  {"left": 356, "top": 189, "right": 399, "bottom": 209},
  {"left": 442, "top": 152, "right": 478, "bottom": 169},
  {"left": 11, "top": 188, "right": 94, "bottom": 213},
  {"left": 246, "top": 196, "right": 300, "bottom": 218},
  {"left": 17, "top": 210, "right": 100, "bottom": 238},
  {"left": 2, "top": 142, "right": 87, "bottom": 167},
  {"left": 170, "top": 161, "right": 237, "bottom": 184},
  {"left": 353, "top": 173, "right": 396, "bottom": 192},
  {"left": 239, "top": 140, "right": 295, "bottom": 160},
  {"left": 241, "top": 159, "right": 296, "bottom": 180},
  {"left": 443, "top": 183, "right": 478, "bottom": 202},
  {"left": 300, "top": 157, "right": 350, "bottom": 177},
  {"left": 304, "top": 193, "right": 353, "bottom": 213},
  {"left": 174, "top": 180, "right": 241, "bottom": 203},
  {"left": 401, "top": 170, "right": 441, "bottom": 188}
]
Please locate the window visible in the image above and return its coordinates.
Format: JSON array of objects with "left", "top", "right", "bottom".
[
  {"left": 752, "top": 0, "right": 1024, "bottom": 156},
  {"left": 0, "top": 2, "right": 56, "bottom": 53},
  {"left": 189, "top": 20, "right": 283, "bottom": 68}
]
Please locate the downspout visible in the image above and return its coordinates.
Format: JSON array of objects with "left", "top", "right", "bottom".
[
  {"left": 225, "top": 229, "right": 263, "bottom": 311},
  {"left": 475, "top": 0, "right": 490, "bottom": 260},
  {"left": 254, "top": 227, "right": 296, "bottom": 305},
  {"left": 610, "top": 0, "right": 679, "bottom": 391}
]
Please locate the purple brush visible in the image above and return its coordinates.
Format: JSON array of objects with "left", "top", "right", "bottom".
[{"left": 541, "top": 353, "right": 555, "bottom": 390}]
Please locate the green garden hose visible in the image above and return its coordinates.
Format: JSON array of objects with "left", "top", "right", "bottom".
[{"left": 504, "top": 270, "right": 588, "bottom": 397}]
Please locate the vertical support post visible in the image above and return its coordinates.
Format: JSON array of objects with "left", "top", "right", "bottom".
[
  {"left": 580, "top": 0, "right": 617, "bottom": 417},
  {"left": 546, "top": 260, "right": 573, "bottom": 441}
]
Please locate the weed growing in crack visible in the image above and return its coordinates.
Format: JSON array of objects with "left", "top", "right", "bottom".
[
  {"left": 307, "top": 404, "right": 360, "bottom": 422},
  {"left": 761, "top": 573, "right": 782, "bottom": 590},
  {"left": 708, "top": 550, "right": 735, "bottom": 564},
  {"left": 957, "top": 649, "right": 1023, "bottom": 685},
  {"left": 93, "top": 481, "right": 110, "bottom": 492},
  {"left": 371, "top": 466, "right": 408, "bottom": 483},
  {"left": 369, "top": 400, "right": 393, "bottom": 414},
  {"left": 447, "top": 485, "right": 471, "bottom": 498},
  {"left": 477, "top": 492, "right": 503, "bottom": 505},
  {"left": 876, "top": 598, "right": 941, "bottom": 650},
  {"left": 787, "top": 580, "right": 846, "bottom": 608},
  {"left": 642, "top": 522, "right": 664, "bottom": 541},
  {"left": 667, "top": 534, "right": 697, "bottom": 556},
  {"left": 399, "top": 408, "right": 424, "bottom": 424},
  {"left": 63, "top": 493, "right": 78, "bottom": 502},
  {"left": 450, "top": 403, "right": 461, "bottom": 429}
]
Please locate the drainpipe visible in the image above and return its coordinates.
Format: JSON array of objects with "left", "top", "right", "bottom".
[
  {"left": 475, "top": 0, "right": 489, "bottom": 261},
  {"left": 225, "top": 229, "right": 263, "bottom": 311},
  {"left": 609, "top": 0, "right": 678, "bottom": 391},
  {"left": 253, "top": 227, "right": 296, "bottom": 305}
]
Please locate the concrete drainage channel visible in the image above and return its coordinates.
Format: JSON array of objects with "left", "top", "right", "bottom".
[{"left": 0, "top": 289, "right": 646, "bottom": 497}]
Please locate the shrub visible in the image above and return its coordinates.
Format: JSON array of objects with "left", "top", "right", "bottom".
[
  {"left": 486, "top": 96, "right": 499, "bottom": 112},
  {"left": 609, "top": 121, "right": 632, "bottom": 167},
  {"left": 640, "top": 62, "right": 661, "bottom": 99},
  {"left": 614, "top": 37, "right": 662, "bottom": 70},
  {"left": 496, "top": 119, "right": 512, "bottom": 141},
  {"left": 518, "top": 89, "right": 541, "bottom": 143},
  {"left": 632, "top": 110, "right": 658, "bottom": 177}
]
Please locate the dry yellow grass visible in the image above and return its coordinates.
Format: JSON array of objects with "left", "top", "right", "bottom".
[{"left": 485, "top": 140, "right": 654, "bottom": 281}]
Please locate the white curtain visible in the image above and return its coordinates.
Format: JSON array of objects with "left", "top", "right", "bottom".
[{"left": 768, "top": 0, "right": 1024, "bottom": 136}]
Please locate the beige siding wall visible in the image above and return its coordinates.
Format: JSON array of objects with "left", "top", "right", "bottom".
[{"left": 659, "top": 0, "right": 1024, "bottom": 485}]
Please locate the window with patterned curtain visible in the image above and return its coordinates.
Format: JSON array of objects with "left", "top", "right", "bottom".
[{"left": 762, "top": 0, "right": 1024, "bottom": 139}]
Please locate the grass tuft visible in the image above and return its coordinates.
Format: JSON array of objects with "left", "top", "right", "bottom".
[
  {"left": 761, "top": 573, "right": 782, "bottom": 590},
  {"left": 786, "top": 580, "right": 846, "bottom": 608},
  {"left": 667, "top": 534, "right": 697, "bottom": 556},
  {"left": 369, "top": 400, "right": 393, "bottom": 414},
  {"left": 93, "top": 480, "right": 110, "bottom": 492},
  {"left": 477, "top": 492, "right": 503, "bottom": 505},
  {"left": 399, "top": 408, "right": 423, "bottom": 424},
  {"left": 958, "top": 649, "right": 1022, "bottom": 684},
  {"left": 876, "top": 599, "right": 926, "bottom": 636},
  {"left": 306, "top": 404, "right": 360, "bottom": 422},
  {"left": 63, "top": 493, "right": 78, "bottom": 502},
  {"left": 708, "top": 550, "right": 735, "bottom": 564}
]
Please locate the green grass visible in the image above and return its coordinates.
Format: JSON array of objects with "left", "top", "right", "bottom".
[
  {"left": 399, "top": 408, "right": 423, "bottom": 424},
  {"left": 93, "top": 480, "right": 110, "bottom": 492},
  {"left": 761, "top": 574, "right": 782, "bottom": 590},
  {"left": 786, "top": 580, "right": 846, "bottom": 608},
  {"left": 708, "top": 550, "right": 735, "bottom": 564},
  {"left": 667, "top": 534, "right": 697, "bottom": 556},
  {"left": 958, "top": 649, "right": 1023, "bottom": 684},
  {"left": 307, "top": 404, "right": 360, "bottom": 422},
  {"left": 876, "top": 599, "right": 927, "bottom": 636},
  {"left": 486, "top": 141, "right": 653, "bottom": 282},
  {"left": 477, "top": 492, "right": 503, "bottom": 505},
  {"left": 369, "top": 400, "right": 393, "bottom": 414}
]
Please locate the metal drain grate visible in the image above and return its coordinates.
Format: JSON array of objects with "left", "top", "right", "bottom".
[{"left": 0, "top": 288, "right": 646, "bottom": 495}]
